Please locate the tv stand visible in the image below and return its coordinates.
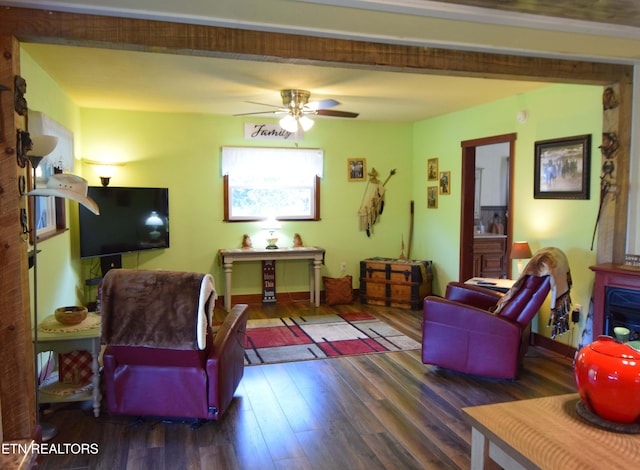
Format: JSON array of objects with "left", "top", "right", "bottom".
[{"left": 100, "top": 254, "right": 122, "bottom": 276}]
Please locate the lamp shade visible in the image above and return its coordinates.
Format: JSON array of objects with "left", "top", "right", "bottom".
[
  {"left": 28, "top": 134, "right": 58, "bottom": 157},
  {"left": 279, "top": 114, "right": 314, "bottom": 132},
  {"left": 298, "top": 115, "right": 314, "bottom": 131},
  {"left": 279, "top": 115, "right": 298, "bottom": 132},
  {"left": 511, "top": 241, "right": 532, "bottom": 259},
  {"left": 261, "top": 216, "right": 281, "bottom": 230}
]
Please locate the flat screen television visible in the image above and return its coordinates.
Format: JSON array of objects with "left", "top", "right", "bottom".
[{"left": 79, "top": 186, "right": 170, "bottom": 266}]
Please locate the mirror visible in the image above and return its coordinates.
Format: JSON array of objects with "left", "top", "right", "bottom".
[{"left": 475, "top": 143, "right": 510, "bottom": 235}]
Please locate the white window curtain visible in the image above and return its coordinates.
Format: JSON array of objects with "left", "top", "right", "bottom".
[
  {"left": 221, "top": 146, "right": 323, "bottom": 184},
  {"left": 28, "top": 110, "right": 75, "bottom": 172},
  {"left": 221, "top": 146, "right": 323, "bottom": 220}
]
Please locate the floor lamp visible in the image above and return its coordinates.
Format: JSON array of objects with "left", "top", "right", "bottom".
[{"left": 24, "top": 134, "right": 100, "bottom": 442}]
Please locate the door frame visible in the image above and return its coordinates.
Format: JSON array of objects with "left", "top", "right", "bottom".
[{"left": 460, "top": 133, "right": 517, "bottom": 281}]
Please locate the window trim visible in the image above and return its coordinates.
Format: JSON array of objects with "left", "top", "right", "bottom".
[
  {"left": 224, "top": 174, "right": 321, "bottom": 222},
  {"left": 27, "top": 167, "right": 68, "bottom": 244},
  {"left": 221, "top": 146, "right": 323, "bottom": 222}
]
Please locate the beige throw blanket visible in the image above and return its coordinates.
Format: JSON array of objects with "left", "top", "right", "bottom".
[
  {"left": 100, "top": 269, "right": 216, "bottom": 350},
  {"left": 494, "top": 247, "right": 572, "bottom": 338}
]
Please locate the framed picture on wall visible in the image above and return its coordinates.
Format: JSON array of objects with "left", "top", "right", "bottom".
[
  {"left": 534, "top": 134, "right": 591, "bottom": 199},
  {"left": 427, "top": 186, "right": 438, "bottom": 208},
  {"left": 439, "top": 171, "right": 450, "bottom": 195},
  {"left": 427, "top": 157, "right": 438, "bottom": 181},
  {"left": 347, "top": 158, "right": 366, "bottom": 181}
]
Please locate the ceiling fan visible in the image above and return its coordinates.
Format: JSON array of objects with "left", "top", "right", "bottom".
[{"left": 235, "top": 89, "right": 359, "bottom": 132}]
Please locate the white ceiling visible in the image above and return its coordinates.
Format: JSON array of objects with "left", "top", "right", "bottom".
[
  {"left": 21, "top": 43, "right": 551, "bottom": 122},
  {"left": 9, "top": 0, "right": 640, "bottom": 121}
]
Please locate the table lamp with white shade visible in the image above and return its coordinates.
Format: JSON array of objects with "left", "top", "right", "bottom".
[{"left": 261, "top": 216, "right": 282, "bottom": 249}]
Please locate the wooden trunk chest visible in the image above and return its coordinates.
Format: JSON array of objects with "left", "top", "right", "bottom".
[{"left": 359, "top": 258, "right": 433, "bottom": 309}]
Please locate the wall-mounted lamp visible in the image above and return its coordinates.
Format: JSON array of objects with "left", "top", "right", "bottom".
[
  {"left": 86, "top": 160, "right": 125, "bottom": 186},
  {"left": 511, "top": 241, "right": 532, "bottom": 275},
  {"left": 261, "top": 216, "right": 282, "bottom": 249}
]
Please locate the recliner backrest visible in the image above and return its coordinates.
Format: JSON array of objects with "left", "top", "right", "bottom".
[{"left": 497, "top": 275, "right": 551, "bottom": 326}]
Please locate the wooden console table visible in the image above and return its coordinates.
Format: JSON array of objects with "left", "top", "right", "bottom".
[
  {"left": 218, "top": 247, "right": 325, "bottom": 311},
  {"left": 462, "top": 393, "right": 640, "bottom": 469}
]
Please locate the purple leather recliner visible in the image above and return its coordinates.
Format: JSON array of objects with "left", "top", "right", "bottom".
[
  {"left": 102, "top": 298, "right": 248, "bottom": 421},
  {"left": 421, "top": 275, "right": 551, "bottom": 380}
]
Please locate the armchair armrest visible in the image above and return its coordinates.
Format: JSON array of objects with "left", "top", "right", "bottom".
[
  {"left": 424, "top": 296, "right": 519, "bottom": 337},
  {"left": 444, "top": 282, "right": 503, "bottom": 311},
  {"left": 206, "top": 304, "right": 249, "bottom": 419}
]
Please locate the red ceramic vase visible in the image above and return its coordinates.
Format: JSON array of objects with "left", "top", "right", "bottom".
[{"left": 574, "top": 335, "right": 640, "bottom": 424}]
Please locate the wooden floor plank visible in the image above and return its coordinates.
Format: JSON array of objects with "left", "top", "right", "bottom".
[
  {"left": 241, "top": 366, "right": 307, "bottom": 462},
  {"left": 37, "top": 301, "right": 577, "bottom": 469}
]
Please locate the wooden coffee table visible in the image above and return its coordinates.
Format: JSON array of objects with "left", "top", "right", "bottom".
[{"left": 462, "top": 393, "right": 640, "bottom": 469}]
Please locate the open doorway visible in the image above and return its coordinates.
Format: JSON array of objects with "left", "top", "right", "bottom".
[{"left": 459, "top": 133, "right": 516, "bottom": 281}]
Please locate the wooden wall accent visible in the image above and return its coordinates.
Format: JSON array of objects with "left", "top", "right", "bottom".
[
  {"left": 0, "top": 34, "right": 36, "bottom": 440},
  {"left": 0, "top": 5, "right": 634, "bottom": 437},
  {"left": 596, "top": 82, "right": 633, "bottom": 264}
]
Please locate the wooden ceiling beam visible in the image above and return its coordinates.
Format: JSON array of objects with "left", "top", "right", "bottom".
[{"left": 0, "top": 6, "right": 632, "bottom": 85}]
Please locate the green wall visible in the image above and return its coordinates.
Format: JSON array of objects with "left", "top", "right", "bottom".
[
  {"left": 22, "top": 46, "right": 604, "bottom": 347},
  {"left": 411, "top": 84, "right": 602, "bottom": 346},
  {"left": 20, "top": 48, "right": 84, "bottom": 324},
  {"left": 78, "top": 109, "right": 414, "bottom": 300}
]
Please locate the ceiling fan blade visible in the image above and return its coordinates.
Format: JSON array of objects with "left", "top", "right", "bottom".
[
  {"left": 232, "top": 110, "right": 279, "bottom": 116},
  {"left": 245, "top": 100, "right": 284, "bottom": 109},
  {"left": 306, "top": 99, "right": 340, "bottom": 110},
  {"left": 315, "top": 109, "right": 359, "bottom": 118}
]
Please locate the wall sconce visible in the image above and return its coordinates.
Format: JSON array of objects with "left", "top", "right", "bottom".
[
  {"left": 87, "top": 160, "right": 125, "bottom": 186},
  {"left": 261, "top": 216, "right": 282, "bottom": 249},
  {"left": 511, "top": 241, "right": 532, "bottom": 275}
]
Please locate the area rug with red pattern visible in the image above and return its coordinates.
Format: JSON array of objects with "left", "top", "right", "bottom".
[{"left": 240, "top": 312, "right": 420, "bottom": 365}]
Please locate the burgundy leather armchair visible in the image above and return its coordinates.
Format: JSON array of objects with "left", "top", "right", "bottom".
[
  {"left": 103, "top": 303, "right": 248, "bottom": 421},
  {"left": 421, "top": 275, "right": 551, "bottom": 379}
]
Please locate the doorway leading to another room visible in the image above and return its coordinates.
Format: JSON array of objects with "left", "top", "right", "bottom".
[{"left": 459, "top": 133, "right": 516, "bottom": 282}]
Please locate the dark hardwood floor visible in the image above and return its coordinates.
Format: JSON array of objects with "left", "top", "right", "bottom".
[{"left": 37, "top": 300, "right": 577, "bottom": 469}]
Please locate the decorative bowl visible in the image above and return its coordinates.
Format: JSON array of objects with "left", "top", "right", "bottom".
[
  {"left": 54, "top": 306, "right": 88, "bottom": 325},
  {"left": 574, "top": 335, "right": 640, "bottom": 424}
]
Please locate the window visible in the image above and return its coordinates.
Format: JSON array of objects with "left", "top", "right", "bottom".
[
  {"left": 222, "top": 146, "right": 323, "bottom": 221},
  {"left": 28, "top": 166, "right": 67, "bottom": 243},
  {"left": 26, "top": 111, "right": 73, "bottom": 242}
]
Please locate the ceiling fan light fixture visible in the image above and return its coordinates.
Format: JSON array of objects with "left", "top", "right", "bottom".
[
  {"left": 299, "top": 115, "right": 314, "bottom": 131},
  {"left": 279, "top": 114, "right": 298, "bottom": 132}
]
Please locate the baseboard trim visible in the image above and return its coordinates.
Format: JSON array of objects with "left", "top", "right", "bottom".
[
  {"left": 218, "top": 289, "right": 362, "bottom": 307},
  {"left": 531, "top": 332, "right": 577, "bottom": 357},
  {"left": 222, "top": 291, "right": 313, "bottom": 305}
]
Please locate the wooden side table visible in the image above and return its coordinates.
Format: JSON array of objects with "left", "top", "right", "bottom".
[
  {"left": 35, "top": 314, "right": 101, "bottom": 417},
  {"left": 462, "top": 393, "right": 640, "bottom": 469},
  {"left": 465, "top": 277, "right": 515, "bottom": 293}
]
